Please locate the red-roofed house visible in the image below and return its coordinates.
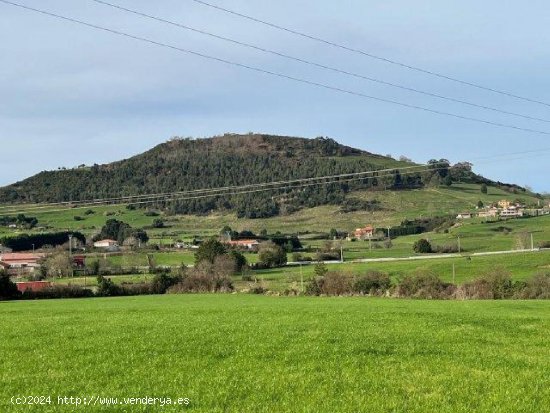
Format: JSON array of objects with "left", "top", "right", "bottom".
[
  {"left": 0, "top": 253, "right": 44, "bottom": 274},
  {"left": 224, "top": 239, "right": 261, "bottom": 250},
  {"left": 351, "top": 225, "right": 374, "bottom": 240}
]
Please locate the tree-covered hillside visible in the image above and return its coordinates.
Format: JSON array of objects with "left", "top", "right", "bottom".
[{"left": 0, "top": 134, "right": 522, "bottom": 218}]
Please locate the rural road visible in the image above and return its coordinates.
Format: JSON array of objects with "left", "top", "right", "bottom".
[{"left": 287, "top": 247, "right": 550, "bottom": 266}]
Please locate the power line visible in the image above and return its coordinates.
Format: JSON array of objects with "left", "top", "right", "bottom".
[
  {"left": 90, "top": 0, "right": 550, "bottom": 124},
  {"left": 0, "top": 166, "right": 442, "bottom": 215},
  {"left": 0, "top": 165, "right": 434, "bottom": 213},
  {"left": 189, "top": 0, "right": 550, "bottom": 108},
  {"left": 3, "top": 1, "right": 550, "bottom": 137}
]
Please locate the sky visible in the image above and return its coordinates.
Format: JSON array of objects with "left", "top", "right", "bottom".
[{"left": 1, "top": 0, "right": 549, "bottom": 192}]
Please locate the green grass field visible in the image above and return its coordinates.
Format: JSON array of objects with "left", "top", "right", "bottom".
[{"left": 1, "top": 295, "right": 548, "bottom": 412}]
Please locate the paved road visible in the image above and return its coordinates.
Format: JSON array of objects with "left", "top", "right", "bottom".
[{"left": 287, "top": 247, "right": 550, "bottom": 266}]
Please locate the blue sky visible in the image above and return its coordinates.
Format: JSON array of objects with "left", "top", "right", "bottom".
[{"left": 1, "top": 0, "right": 549, "bottom": 192}]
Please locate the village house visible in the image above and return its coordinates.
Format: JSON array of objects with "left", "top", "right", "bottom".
[
  {"left": 478, "top": 207, "right": 499, "bottom": 218},
  {"left": 93, "top": 239, "right": 119, "bottom": 249},
  {"left": 350, "top": 225, "right": 374, "bottom": 240},
  {"left": 498, "top": 200, "right": 512, "bottom": 209},
  {"left": 224, "top": 239, "right": 261, "bottom": 250},
  {"left": 500, "top": 206, "right": 524, "bottom": 218},
  {"left": 0, "top": 252, "right": 45, "bottom": 274},
  {"left": 456, "top": 212, "right": 473, "bottom": 219}
]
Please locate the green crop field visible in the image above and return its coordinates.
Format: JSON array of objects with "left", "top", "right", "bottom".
[{"left": 0, "top": 295, "right": 548, "bottom": 412}]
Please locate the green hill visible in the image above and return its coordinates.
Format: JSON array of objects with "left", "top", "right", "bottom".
[{"left": 0, "top": 133, "right": 527, "bottom": 220}]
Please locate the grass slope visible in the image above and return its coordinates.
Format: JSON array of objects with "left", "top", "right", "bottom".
[
  {"left": 1, "top": 295, "right": 548, "bottom": 413},
  {"left": 0, "top": 184, "right": 544, "bottom": 239}
]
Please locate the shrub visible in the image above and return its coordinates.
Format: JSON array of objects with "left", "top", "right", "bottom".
[
  {"left": 21, "top": 285, "right": 94, "bottom": 299},
  {"left": 353, "top": 271, "right": 391, "bottom": 295},
  {"left": 413, "top": 239, "right": 433, "bottom": 253},
  {"left": 459, "top": 268, "right": 514, "bottom": 299},
  {"left": 396, "top": 271, "right": 455, "bottom": 299},
  {"left": 150, "top": 273, "right": 182, "bottom": 294},
  {"left": 249, "top": 285, "right": 267, "bottom": 294},
  {"left": 516, "top": 272, "right": 550, "bottom": 299},
  {"left": 305, "top": 277, "right": 324, "bottom": 296},
  {"left": 315, "top": 251, "right": 341, "bottom": 261},
  {"left": 73, "top": 216, "right": 84, "bottom": 221},
  {"left": 539, "top": 241, "right": 550, "bottom": 248},
  {"left": 152, "top": 218, "right": 164, "bottom": 228},
  {"left": 432, "top": 243, "right": 460, "bottom": 254},
  {"left": 96, "top": 275, "right": 123, "bottom": 296},
  {"left": 320, "top": 272, "right": 353, "bottom": 296},
  {"left": 258, "top": 241, "right": 287, "bottom": 268}
]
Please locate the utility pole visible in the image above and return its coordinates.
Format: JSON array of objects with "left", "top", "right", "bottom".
[
  {"left": 531, "top": 233, "right": 534, "bottom": 251},
  {"left": 387, "top": 227, "right": 391, "bottom": 239},
  {"left": 68, "top": 234, "right": 74, "bottom": 278},
  {"left": 32, "top": 243, "right": 35, "bottom": 253},
  {"left": 452, "top": 263, "right": 456, "bottom": 285},
  {"left": 300, "top": 264, "right": 304, "bottom": 292},
  {"left": 340, "top": 244, "right": 344, "bottom": 263}
]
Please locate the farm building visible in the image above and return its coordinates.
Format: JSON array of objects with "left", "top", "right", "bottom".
[
  {"left": 351, "top": 225, "right": 374, "bottom": 240},
  {"left": 15, "top": 281, "right": 52, "bottom": 293},
  {"left": 224, "top": 239, "right": 261, "bottom": 250},
  {"left": 456, "top": 212, "right": 473, "bottom": 219}
]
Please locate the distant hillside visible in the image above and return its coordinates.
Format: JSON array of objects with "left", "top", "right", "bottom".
[{"left": 0, "top": 133, "right": 524, "bottom": 218}]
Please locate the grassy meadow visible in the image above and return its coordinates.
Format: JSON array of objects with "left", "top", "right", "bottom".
[{"left": 1, "top": 295, "right": 548, "bottom": 413}]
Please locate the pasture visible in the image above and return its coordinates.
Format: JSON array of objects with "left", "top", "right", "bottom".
[{"left": 0, "top": 295, "right": 548, "bottom": 412}]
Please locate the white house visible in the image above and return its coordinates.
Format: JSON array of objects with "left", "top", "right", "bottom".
[
  {"left": 93, "top": 239, "right": 119, "bottom": 248},
  {"left": 456, "top": 212, "right": 472, "bottom": 219}
]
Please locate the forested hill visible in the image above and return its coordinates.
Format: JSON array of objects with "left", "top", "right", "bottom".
[{"left": 0, "top": 134, "right": 505, "bottom": 218}]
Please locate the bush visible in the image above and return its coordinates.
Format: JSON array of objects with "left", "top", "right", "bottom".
[
  {"left": 150, "top": 273, "right": 182, "bottom": 294},
  {"left": 518, "top": 272, "right": 550, "bottom": 299},
  {"left": 322, "top": 272, "right": 352, "bottom": 295},
  {"left": 305, "top": 277, "right": 324, "bottom": 296},
  {"left": 353, "top": 271, "right": 391, "bottom": 295},
  {"left": 432, "top": 243, "right": 460, "bottom": 253},
  {"left": 397, "top": 271, "right": 455, "bottom": 299},
  {"left": 168, "top": 258, "right": 234, "bottom": 293},
  {"left": 413, "top": 239, "right": 433, "bottom": 254},
  {"left": 21, "top": 285, "right": 94, "bottom": 299},
  {"left": 458, "top": 268, "right": 514, "bottom": 299},
  {"left": 258, "top": 241, "right": 287, "bottom": 268},
  {"left": 539, "top": 241, "right": 550, "bottom": 248}
]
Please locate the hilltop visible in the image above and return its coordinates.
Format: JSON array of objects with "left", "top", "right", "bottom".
[{"left": 0, "top": 133, "right": 531, "bottom": 219}]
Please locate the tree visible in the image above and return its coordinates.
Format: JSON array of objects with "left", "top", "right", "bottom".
[
  {"left": 477, "top": 200, "right": 484, "bottom": 208},
  {"left": 0, "top": 270, "right": 19, "bottom": 300},
  {"left": 314, "top": 262, "right": 328, "bottom": 277},
  {"left": 258, "top": 241, "right": 287, "bottom": 268},
  {"left": 329, "top": 228, "right": 338, "bottom": 239},
  {"left": 229, "top": 250, "right": 247, "bottom": 272},
  {"left": 443, "top": 175, "right": 453, "bottom": 187},
  {"left": 45, "top": 251, "right": 73, "bottom": 277},
  {"left": 413, "top": 239, "right": 433, "bottom": 254},
  {"left": 481, "top": 184, "right": 488, "bottom": 194},
  {"left": 194, "top": 238, "right": 227, "bottom": 265}
]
